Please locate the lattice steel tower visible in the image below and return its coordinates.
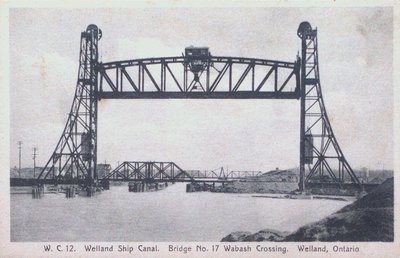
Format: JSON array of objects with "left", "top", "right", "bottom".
[
  {"left": 37, "top": 25, "right": 101, "bottom": 186},
  {"left": 298, "top": 22, "right": 360, "bottom": 191}
]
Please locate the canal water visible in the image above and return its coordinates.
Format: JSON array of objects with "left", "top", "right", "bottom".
[{"left": 11, "top": 183, "right": 350, "bottom": 242}]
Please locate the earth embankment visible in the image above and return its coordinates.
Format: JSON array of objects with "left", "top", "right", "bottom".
[{"left": 222, "top": 178, "right": 394, "bottom": 242}]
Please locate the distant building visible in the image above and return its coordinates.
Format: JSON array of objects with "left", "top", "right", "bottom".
[
  {"left": 10, "top": 164, "right": 113, "bottom": 179},
  {"left": 10, "top": 167, "right": 45, "bottom": 178},
  {"left": 97, "top": 163, "right": 112, "bottom": 179}
]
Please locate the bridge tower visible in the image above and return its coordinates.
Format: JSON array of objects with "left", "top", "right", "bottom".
[
  {"left": 37, "top": 25, "right": 101, "bottom": 186},
  {"left": 298, "top": 22, "right": 360, "bottom": 191}
]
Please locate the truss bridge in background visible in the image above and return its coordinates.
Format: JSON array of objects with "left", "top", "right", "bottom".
[{"left": 101, "top": 162, "right": 263, "bottom": 183}]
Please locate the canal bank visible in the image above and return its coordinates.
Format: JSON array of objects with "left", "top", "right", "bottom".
[{"left": 222, "top": 178, "right": 394, "bottom": 242}]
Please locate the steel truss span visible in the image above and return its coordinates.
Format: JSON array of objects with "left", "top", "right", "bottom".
[
  {"left": 98, "top": 56, "right": 300, "bottom": 99},
  {"left": 102, "top": 162, "right": 264, "bottom": 182},
  {"left": 38, "top": 22, "right": 360, "bottom": 191},
  {"left": 102, "top": 161, "right": 194, "bottom": 182}
]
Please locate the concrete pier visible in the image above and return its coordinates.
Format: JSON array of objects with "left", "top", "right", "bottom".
[
  {"left": 86, "top": 186, "right": 96, "bottom": 197},
  {"left": 32, "top": 185, "right": 44, "bottom": 199},
  {"left": 100, "top": 180, "right": 110, "bottom": 190},
  {"left": 128, "top": 182, "right": 169, "bottom": 192},
  {"left": 186, "top": 182, "right": 219, "bottom": 192},
  {"left": 66, "top": 186, "right": 76, "bottom": 198}
]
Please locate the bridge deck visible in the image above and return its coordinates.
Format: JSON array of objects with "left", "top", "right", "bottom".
[{"left": 97, "top": 91, "right": 300, "bottom": 99}]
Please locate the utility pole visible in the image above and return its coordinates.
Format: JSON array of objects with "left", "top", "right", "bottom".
[
  {"left": 33, "top": 147, "right": 38, "bottom": 178},
  {"left": 18, "top": 141, "right": 22, "bottom": 178}
]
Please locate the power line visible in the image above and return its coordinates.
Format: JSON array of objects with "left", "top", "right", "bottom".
[
  {"left": 33, "top": 147, "right": 38, "bottom": 178},
  {"left": 18, "top": 141, "right": 22, "bottom": 178}
]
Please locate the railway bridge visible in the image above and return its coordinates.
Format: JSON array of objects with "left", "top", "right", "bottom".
[
  {"left": 37, "top": 22, "right": 360, "bottom": 192},
  {"left": 100, "top": 161, "right": 263, "bottom": 183}
]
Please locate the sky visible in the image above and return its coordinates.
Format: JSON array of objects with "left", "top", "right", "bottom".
[{"left": 9, "top": 7, "right": 393, "bottom": 171}]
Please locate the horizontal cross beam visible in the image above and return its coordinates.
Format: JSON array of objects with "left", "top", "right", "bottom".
[{"left": 97, "top": 91, "right": 300, "bottom": 99}]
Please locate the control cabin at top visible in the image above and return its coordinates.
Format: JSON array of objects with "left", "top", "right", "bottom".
[{"left": 185, "top": 46, "right": 210, "bottom": 74}]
